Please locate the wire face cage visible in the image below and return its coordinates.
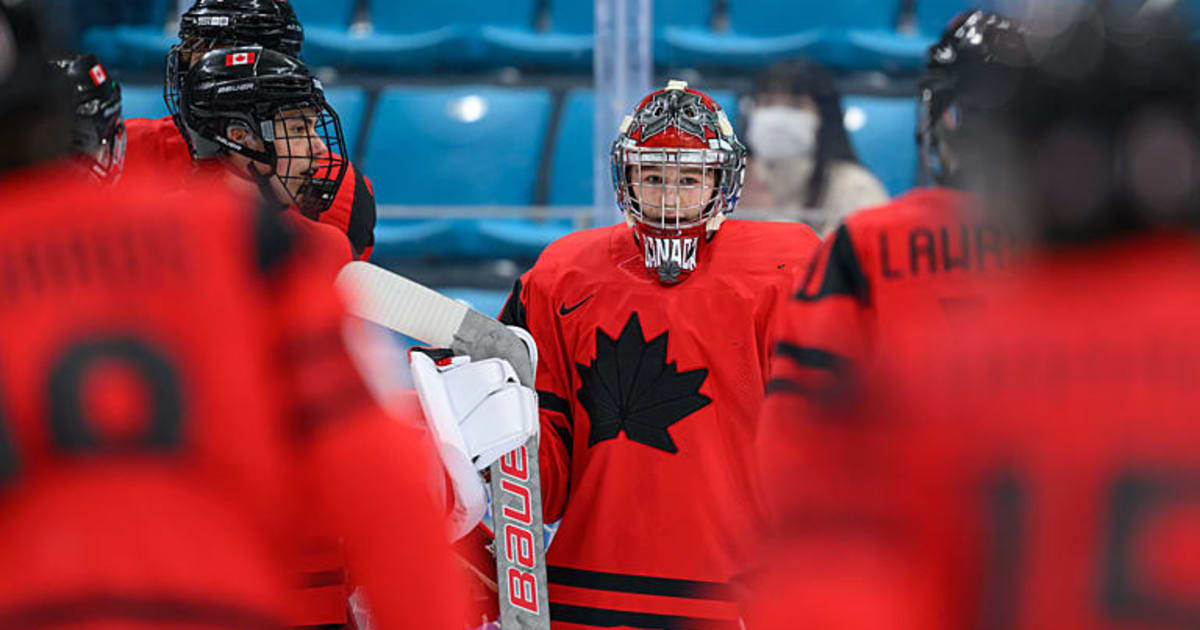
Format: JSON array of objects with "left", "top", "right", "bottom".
[{"left": 611, "top": 83, "right": 746, "bottom": 233}]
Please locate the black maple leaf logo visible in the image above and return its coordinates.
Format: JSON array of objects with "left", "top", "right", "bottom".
[{"left": 575, "top": 312, "right": 711, "bottom": 453}]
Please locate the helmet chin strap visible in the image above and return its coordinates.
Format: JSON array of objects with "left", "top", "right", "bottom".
[{"left": 238, "top": 159, "right": 291, "bottom": 213}]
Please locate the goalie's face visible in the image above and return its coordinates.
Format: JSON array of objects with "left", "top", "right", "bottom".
[{"left": 629, "top": 164, "right": 717, "bottom": 224}]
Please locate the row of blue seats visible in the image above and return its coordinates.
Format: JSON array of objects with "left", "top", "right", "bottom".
[
  {"left": 84, "top": 0, "right": 1006, "bottom": 72},
  {"left": 122, "top": 84, "right": 918, "bottom": 207}
]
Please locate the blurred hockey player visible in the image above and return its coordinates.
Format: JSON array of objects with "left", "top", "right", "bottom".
[
  {"left": 125, "top": 0, "right": 377, "bottom": 259},
  {"left": 50, "top": 53, "right": 125, "bottom": 185},
  {"left": 0, "top": 2, "right": 465, "bottom": 629},
  {"left": 475, "top": 80, "right": 820, "bottom": 628},
  {"left": 755, "top": 9, "right": 1027, "bottom": 531},
  {"left": 750, "top": 4, "right": 1200, "bottom": 629}
]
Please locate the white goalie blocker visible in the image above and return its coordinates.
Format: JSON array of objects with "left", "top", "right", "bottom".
[
  {"left": 410, "top": 348, "right": 538, "bottom": 540},
  {"left": 336, "top": 261, "right": 552, "bottom": 630}
]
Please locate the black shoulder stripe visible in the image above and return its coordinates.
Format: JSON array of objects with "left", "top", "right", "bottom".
[
  {"left": 537, "top": 389, "right": 570, "bottom": 417},
  {"left": 498, "top": 277, "right": 528, "bottom": 328},
  {"left": 769, "top": 343, "right": 861, "bottom": 409},
  {"left": 252, "top": 201, "right": 295, "bottom": 276},
  {"left": 766, "top": 377, "right": 818, "bottom": 396},
  {"left": 537, "top": 389, "right": 572, "bottom": 458},
  {"left": 795, "top": 224, "right": 869, "bottom": 304},
  {"left": 346, "top": 166, "right": 376, "bottom": 257},
  {"left": 774, "top": 342, "right": 850, "bottom": 373}
]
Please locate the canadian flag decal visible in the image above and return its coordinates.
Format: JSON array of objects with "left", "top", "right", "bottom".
[
  {"left": 225, "top": 51, "right": 256, "bottom": 66},
  {"left": 88, "top": 64, "right": 107, "bottom": 86}
]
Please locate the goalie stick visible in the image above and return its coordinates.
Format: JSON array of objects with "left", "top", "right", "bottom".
[{"left": 336, "top": 261, "right": 550, "bottom": 630}]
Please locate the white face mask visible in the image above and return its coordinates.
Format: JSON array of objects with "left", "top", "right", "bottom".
[{"left": 747, "top": 106, "right": 819, "bottom": 160}]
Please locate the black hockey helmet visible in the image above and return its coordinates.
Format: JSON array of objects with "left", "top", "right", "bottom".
[
  {"left": 49, "top": 53, "right": 125, "bottom": 185},
  {"left": 166, "top": 0, "right": 303, "bottom": 124},
  {"left": 173, "top": 45, "right": 347, "bottom": 216},
  {"left": 917, "top": 10, "right": 1029, "bottom": 186},
  {"left": 980, "top": 3, "right": 1200, "bottom": 244},
  {"left": 177, "top": 0, "right": 301, "bottom": 57},
  {"left": 0, "top": 0, "right": 74, "bottom": 174}
]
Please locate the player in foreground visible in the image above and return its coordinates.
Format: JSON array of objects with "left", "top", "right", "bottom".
[
  {"left": 754, "top": 8, "right": 1026, "bottom": 534},
  {"left": 0, "top": 2, "right": 465, "bottom": 628},
  {"left": 750, "top": 5, "right": 1200, "bottom": 629},
  {"left": 50, "top": 52, "right": 125, "bottom": 186},
  {"left": 481, "top": 80, "right": 820, "bottom": 628},
  {"left": 124, "top": 0, "right": 376, "bottom": 259}
]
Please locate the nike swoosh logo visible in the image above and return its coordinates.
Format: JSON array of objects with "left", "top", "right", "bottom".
[{"left": 559, "top": 295, "right": 594, "bottom": 316}]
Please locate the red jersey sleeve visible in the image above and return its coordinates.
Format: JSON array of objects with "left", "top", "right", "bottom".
[
  {"left": 752, "top": 302, "right": 939, "bottom": 630},
  {"left": 498, "top": 273, "right": 572, "bottom": 523},
  {"left": 759, "top": 224, "right": 876, "bottom": 521},
  {"left": 257, "top": 211, "right": 464, "bottom": 630}
]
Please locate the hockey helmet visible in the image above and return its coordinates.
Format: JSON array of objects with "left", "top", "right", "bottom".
[
  {"left": 50, "top": 53, "right": 125, "bottom": 185},
  {"left": 918, "top": 10, "right": 1028, "bottom": 186},
  {"left": 166, "top": 0, "right": 303, "bottom": 125},
  {"left": 174, "top": 46, "right": 347, "bottom": 216}
]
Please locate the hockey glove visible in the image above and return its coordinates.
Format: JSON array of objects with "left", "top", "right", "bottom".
[{"left": 410, "top": 344, "right": 538, "bottom": 541}]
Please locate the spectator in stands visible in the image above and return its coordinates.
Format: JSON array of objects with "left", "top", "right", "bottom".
[{"left": 740, "top": 59, "right": 888, "bottom": 234}]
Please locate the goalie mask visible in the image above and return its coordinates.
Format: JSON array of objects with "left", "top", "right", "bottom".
[
  {"left": 172, "top": 46, "right": 347, "bottom": 216},
  {"left": 50, "top": 53, "right": 125, "bottom": 185},
  {"left": 612, "top": 80, "right": 747, "bottom": 285}
]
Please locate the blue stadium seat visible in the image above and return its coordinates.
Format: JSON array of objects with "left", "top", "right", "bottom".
[
  {"left": 120, "top": 84, "right": 169, "bottom": 121},
  {"left": 371, "top": 218, "right": 459, "bottom": 258},
  {"left": 485, "top": 0, "right": 709, "bottom": 70},
  {"left": 362, "top": 86, "right": 552, "bottom": 205},
  {"left": 363, "top": 87, "right": 566, "bottom": 259},
  {"left": 290, "top": 0, "right": 357, "bottom": 67},
  {"left": 548, "top": 90, "right": 598, "bottom": 206},
  {"left": 655, "top": 0, "right": 718, "bottom": 66},
  {"left": 548, "top": 88, "right": 740, "bottom": 206},
  {"left": 289, "top": 0, "right": 357, "bottom": 27},
  {"left": 666, "top": 0, "right": 925, "bottom": 71},
  {"left": 842, "top": 94, "right": 919, "bottom": 196},
  {"left": 80, "top": 1, "right": 174, "bottom": 71},
  {"left": 475, "top": 0, "right": 593, "bottom": 70},
  {"left": 323, "top": 87, "right": 368, "bottom": 163},
  {"left": 310, "top": 0, "right": 539, "bottom": 72},
  {"left": 372, "top": 217, "right": 572, "bottom": 260},
  {"left": 472, "top": 218, "right": 577, "bottom": 259}
]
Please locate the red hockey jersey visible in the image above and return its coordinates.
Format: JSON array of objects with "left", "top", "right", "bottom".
[
  {"left": 123, "top": 116, "right": 376, "bottom": 259},
  {"left": 756, "top": 187, "right": 1017, "bottom": 519},
  {"left": 750, "top": 233, "right": 1200, "bottom": 630},
  {"left": 499, "top": 219, "right": 820, "bottom": 629},
  {"left": 0, "top": 166, "right": 463, "bottom": 630}
]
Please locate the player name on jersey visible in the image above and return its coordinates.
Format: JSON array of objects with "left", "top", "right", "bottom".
[
  {"left": 877, "top": 222, "right": 1014, "bottom": 280},
  {"left": 0, "top": 217, "right": 188, "bottom": 304},
  {"left": 642, "top": 234, "right": 699, "bottom": 273}
]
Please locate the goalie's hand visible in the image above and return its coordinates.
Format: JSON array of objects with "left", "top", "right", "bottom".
[{"left": 410, "top": 346, "right": 538, "bottom": 541}]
